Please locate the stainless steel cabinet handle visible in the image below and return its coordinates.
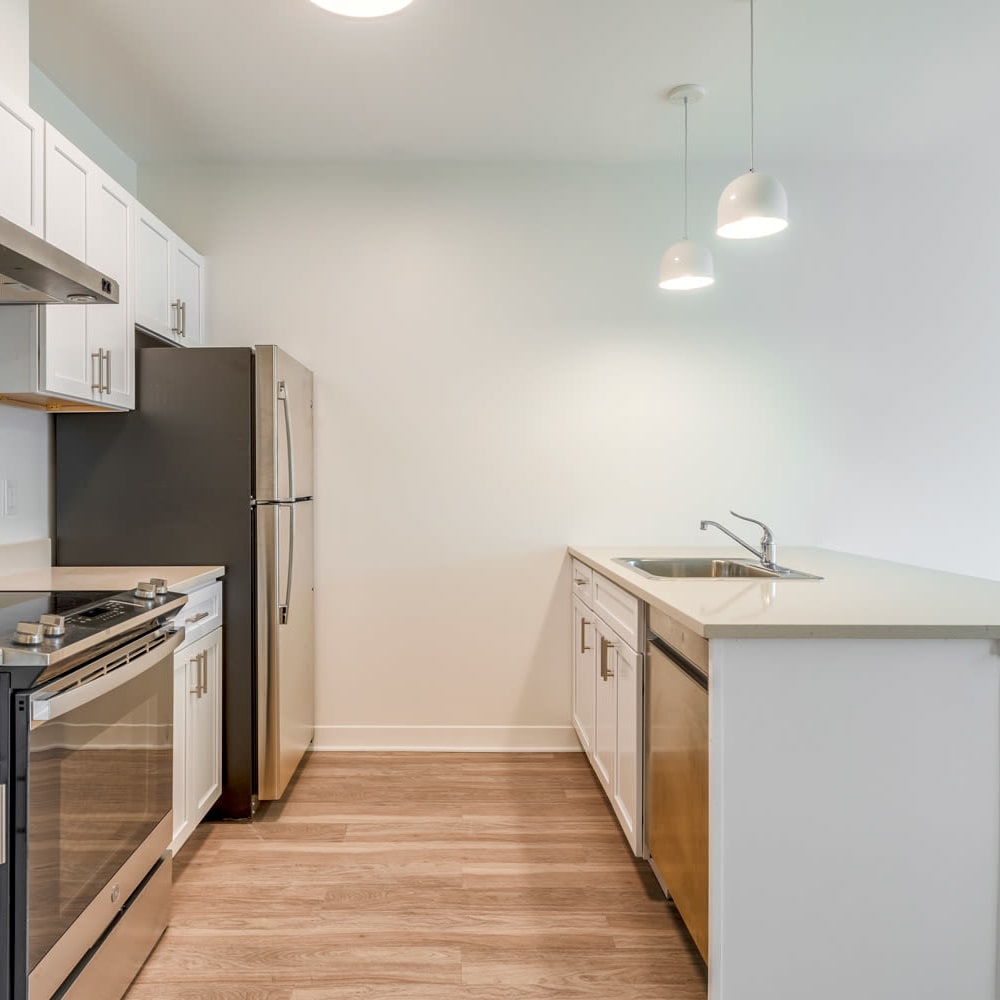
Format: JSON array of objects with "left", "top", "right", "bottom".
[
  {"left": 201, "top": 650, "right": 208, "bottom": 695},
  {"left": 580, "top": 617, "right": 591, "bottom": 653},
  {"left": 190, "top": 652, "right": 201, "bottom": 695},
  {"left": 180, "top": 300, "right": 187, "bottom": 338},
  {"left": 90, "top": 351, "right": 102, "bottom": 392},
  {"left": 171, "top": 299, "right": 181, "bottom": 336},
  {"left": 574, "top": 577, "right": 587, "bottom": 585},
  {"left": 102, "top": 349, "right": 111, "bottom": 394},
  {"left": 185, "top": 611, "right": 210, "bottom": 625},
  {"left": 600, "top": 637, "right": 616, "bottom": 680}
]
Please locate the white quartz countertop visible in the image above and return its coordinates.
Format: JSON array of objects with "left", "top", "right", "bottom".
[
  {"left": 569, "top": 545, "right": 1000, "bottom": 638},
  {"left": 0, "top": 565, "right": 225, "bottom": 594}
]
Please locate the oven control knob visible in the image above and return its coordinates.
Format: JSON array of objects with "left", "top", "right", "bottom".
[
  {"left": 40, "top": 614, "right": 66, "bottom": 637},
  {"left": 134, "top": 582, "right": 157, "bottom": 599},
  {"left": 14, "top": 622, "right": 44, "bottom": 646},
  {"left": 150, "top": 578, "right": 169, "bottom": 595}
]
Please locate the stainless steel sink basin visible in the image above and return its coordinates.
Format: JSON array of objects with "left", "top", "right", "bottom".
[{"left": 613, "top": 557, "right": 821, "bottom": 580}]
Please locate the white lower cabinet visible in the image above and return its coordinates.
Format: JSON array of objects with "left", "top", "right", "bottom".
[
  {"left": 570, "top": 559, "right": 644, "bottom": 854},
  {"left": 571, "top": 596, "right": 596, "bottom": 755},
  {"left": 172, "top": 583, "right": 223, "bottom": 855}
]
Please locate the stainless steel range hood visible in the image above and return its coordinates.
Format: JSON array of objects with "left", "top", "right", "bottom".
[{"left": 0, "top": 214, "right": 119, "bottom": 306}]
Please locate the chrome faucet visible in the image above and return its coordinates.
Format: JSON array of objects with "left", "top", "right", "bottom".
[{"left": 700, "top": 511, "right": 777, "bottom": 569}]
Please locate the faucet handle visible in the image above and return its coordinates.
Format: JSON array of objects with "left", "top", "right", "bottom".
[
  {"left": 729, "top": 510, "right": 773, "bottom": 541},
  {"left": 730, "top": 510, "right": 776, "bottom": 566}
]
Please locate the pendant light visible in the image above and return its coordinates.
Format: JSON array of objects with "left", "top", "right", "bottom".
[
  {"left": 659, "top": 85, "right": 715, "bottom": 291},
  {"left": 716, "top": 0, "right": 788, "bottom": 239},
  {"left": 309, "top": 0, "right": 414, "bottom": 16}
]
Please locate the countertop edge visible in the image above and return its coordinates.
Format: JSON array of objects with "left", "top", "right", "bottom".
[
  {"left": 0, "top": 565, "right": 227, "bottom": 593},
  {"left": 568, "top": 546, "right": 1000, "bottom": 640}
]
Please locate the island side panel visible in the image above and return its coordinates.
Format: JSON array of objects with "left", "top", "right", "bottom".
[{"left": 709, "top": 637, "right": 999, "bottom": 1000}]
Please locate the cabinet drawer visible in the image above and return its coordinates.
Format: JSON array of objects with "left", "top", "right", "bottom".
[
  {"left": 593, "top": 571, "right": 641, "bottom": 651},
  {"left": 176, "top": 581, "right": 223, "bottom": 647},
  {"left": 571, "top": 559, "right": 593, "bottom": 606}
]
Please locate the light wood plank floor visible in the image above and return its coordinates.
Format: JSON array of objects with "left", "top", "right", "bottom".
[{"left": 127, "top": 752, "right": 707, "bottom": 1000}]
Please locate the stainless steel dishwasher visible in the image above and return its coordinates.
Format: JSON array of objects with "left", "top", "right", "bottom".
[{"left": 646, "top": 605, "right": 709, "bottom": 963}]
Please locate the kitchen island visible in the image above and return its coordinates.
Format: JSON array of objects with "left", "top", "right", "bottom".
[{"left": 570, "top": 544, "right": 1000, "bottom": 1000}]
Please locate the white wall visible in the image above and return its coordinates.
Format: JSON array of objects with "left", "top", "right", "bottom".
[{"left": 139, "top": 156, "right": 1000, "bottom": 747}]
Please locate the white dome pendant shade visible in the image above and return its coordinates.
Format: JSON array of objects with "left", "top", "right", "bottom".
[
  {"left": 309, "top": 0, "right": 414, "bottom": 16},
  {"left": 717, "top": 171, "right": 788, "bottom": 239},
  {"left": 660, "top": 240, "right": 715, "bottom": 290},
  {"left": 717, "top": 0, "right": 788, "bottom": 240},
  {"left": 659, "top": 84, "right": 714, "bottom": 292}
]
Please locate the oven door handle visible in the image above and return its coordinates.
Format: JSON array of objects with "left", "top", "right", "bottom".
[{"left": 30, "top": 628, "right": 184, "bottom": 726}]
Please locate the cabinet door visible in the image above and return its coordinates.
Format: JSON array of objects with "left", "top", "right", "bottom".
[
  {"left": 0, "top": 87, "right": 43, "bottom": 235},
  {"left": 172, "top": 239, "right": 204, "bottom": 346},
  {"left": 41, "top": 125, "right": 93, "bottom": 401},
  {"left": 613, "top": 642, "right": 642, "bottom": 853},
  {"left": 592, "top": 621, "right": 617, "bottom": 798},
  {"left": 189, "top": 628, "right": 222, "bottom": 821},
  {"left": 134, "top": 207, "right": 173, "bottom": 340},
  {"left": 86, "top": 171, "right": 134, "bottom": 408},
  {"left": 172, "top": 650, "right": 192, "bottom": 853},
  {"left": 572, "top": 596, "right": 596, "bottom": 754}
]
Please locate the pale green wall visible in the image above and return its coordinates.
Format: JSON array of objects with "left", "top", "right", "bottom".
[{"left": 29, "top": 65, "right": 137, "bottom": 195}]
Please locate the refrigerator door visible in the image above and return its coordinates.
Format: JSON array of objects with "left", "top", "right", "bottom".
[
  {"left": 256, "top": 498, "right": 315, "bottom": 800},
  {"left": 255, "top": 345, "right": 314, "bottom": 502}
]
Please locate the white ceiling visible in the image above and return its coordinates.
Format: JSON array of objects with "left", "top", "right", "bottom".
[{"left": 28, "top": 0, "right": 1000, "bottom": 166}]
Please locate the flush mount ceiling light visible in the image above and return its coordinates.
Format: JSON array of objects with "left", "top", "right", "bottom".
[
  {"left": 659, "top": 84, "right": 715, "bottom": 292},
  {"left": 717, "top": 0, "right": 788, "bottom": 239},
  {"left": 309, "top": 0, "right": 414, "bottom": 16}
]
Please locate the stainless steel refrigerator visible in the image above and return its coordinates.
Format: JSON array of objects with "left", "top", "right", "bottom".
[{"left": 54, "top": 344, "right": 315, "bottom": 817}]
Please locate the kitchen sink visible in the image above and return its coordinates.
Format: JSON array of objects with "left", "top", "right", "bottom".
[{"left": 613, "top": 557, "right": 821, "bottom": 580}]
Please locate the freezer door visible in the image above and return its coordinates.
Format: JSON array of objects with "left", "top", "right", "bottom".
[
  {"left": 255, "top": 345, "right": 314, "bottom": 502},
  {"left": 256, "top": 499, "right": 315, "bottom": 800}
]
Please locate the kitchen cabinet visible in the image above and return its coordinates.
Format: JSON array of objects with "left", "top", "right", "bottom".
[
  {"left": 135, "top": 204, "right": 205, "bottom": 346},
  {"left": 38, "top": 124, "right": 133, "bottom": 409},
  {"left": 570, "top": 558, "right": 643, "bottom": 854},
  {"left": 172, "top": 582, "right": 223, "bottom": 856},
  {"left": 0, "top": 84, "right": 43, "bottom": 235},
  {"left": 571, "top": 595, "right": 595, "bottom": 754}
]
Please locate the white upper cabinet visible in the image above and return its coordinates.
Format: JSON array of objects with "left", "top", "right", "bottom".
[
  {"left": 39, "top": 124, "right": 134, "bottom": 410},
  {"left": 86, "top": 171, "right": 134, "bottom": 408},
  {"left": 0, "top": 85, "right": 43, "bottom": 235},
  {"left": 135, "top": 204, "right": 205, "bottom": 347}
]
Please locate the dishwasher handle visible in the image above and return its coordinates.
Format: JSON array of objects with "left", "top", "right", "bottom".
[{"left": 649, "top": 633, "right": 708, "bottom": 690}]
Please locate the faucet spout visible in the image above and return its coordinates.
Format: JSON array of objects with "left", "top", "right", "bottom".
[{"left": 700, "top": 511, "right": 778, "bottom": 569}]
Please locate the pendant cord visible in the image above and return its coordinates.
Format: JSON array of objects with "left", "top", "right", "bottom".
[
  {"left": 683, "top": 97, "right": 689, "bottom": 239},
  {"left": 749, "top": 0, "right": 755, "bottom": 172}
]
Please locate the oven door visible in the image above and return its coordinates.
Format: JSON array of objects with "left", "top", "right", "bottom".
[{"left": 13, "top": 626, "right": 182, "bottom": 1000}]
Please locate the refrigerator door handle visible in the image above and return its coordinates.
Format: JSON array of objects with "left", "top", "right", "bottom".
[
  {"left": 278, "top": 502, "right": 295, "bottom": 625},
  {"left": 277, "top": 380, "right": 296, "bottom": 501}
]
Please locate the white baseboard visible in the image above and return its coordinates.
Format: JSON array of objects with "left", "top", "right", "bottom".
[{"left": 311, "top": 725, "right": 581, "bottom": 752}]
